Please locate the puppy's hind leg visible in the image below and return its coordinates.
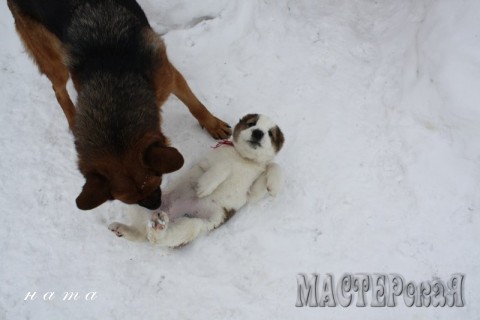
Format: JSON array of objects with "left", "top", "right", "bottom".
[
  {"left": 147, "top": 212, "right": 203, "bottom": 247},
  {"left": 108, "top": 205, "right": 150, "bottom": 242},
  {"left": 108, "top": 222, "right": 148, "bottom": 242},
  {"left": 147, "top": 207, "right": 232, "bottom": 247}
]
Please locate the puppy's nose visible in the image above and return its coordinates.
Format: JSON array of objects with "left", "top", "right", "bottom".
[{"left": 251, "top": 129, "right": 264, "bottom": 140}]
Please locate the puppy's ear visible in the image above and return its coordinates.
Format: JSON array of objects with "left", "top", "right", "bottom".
[
  {"left": 270, "top": 125, "right": 285, "bottom": 152},
  {"left": 144, "top": 143, "right": 184, "bottom": 174},
  {"left": 76, "top": 174, "right": 110, "bottom": 210}
]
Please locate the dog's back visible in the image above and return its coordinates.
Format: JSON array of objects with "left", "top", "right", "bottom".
[
  {"left": 12, "top": 0, "right": 152, "bottom": 76},
  {"left": 10, "top": 0, "right": 149, "bottom": 40},
  {"left": 8, "top": 0, "right": 231, "bottom": 211},
  {"left": 10, "top": 0, "right": 73, "bottom": 39}
]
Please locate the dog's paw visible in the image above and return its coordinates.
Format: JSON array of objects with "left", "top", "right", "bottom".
[
  {"left": 148, "top": 211, "right": 169, "bottom": 231},
  {"left": 203, "top": 117, "right": 232, "bottom": 140},
  {"left": 108, "top": 222, "right": 127, "bottom": 238},
  {"left": 266, "top": 163, "right": 283, "bottom": 197}
]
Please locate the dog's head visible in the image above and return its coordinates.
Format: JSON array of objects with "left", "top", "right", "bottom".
[
  {"left": 232, "top": 114, "right": 284, "bottom": 163},
  {"left": 75, "top": 135, "right": 184, "bottom": 211}
]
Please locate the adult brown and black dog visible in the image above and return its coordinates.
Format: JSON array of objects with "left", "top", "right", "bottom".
[{"left": 7, "top": 0, "right": 231, "bottom": 211}]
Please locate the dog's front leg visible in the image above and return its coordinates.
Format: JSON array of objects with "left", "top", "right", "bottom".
[
  {"left": 171, "top": 67, "right": 231, "bottom": 139},
  {"left": 196, "top": 164, "right": 231, "bottom": 198}
]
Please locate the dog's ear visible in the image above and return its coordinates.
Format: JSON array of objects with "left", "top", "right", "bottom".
[
  {"left": 143, "top": 143, "right": 184, "bottom": 174},
  {"left": 76, "top": 174, "right": 110, "bottom": 210}
]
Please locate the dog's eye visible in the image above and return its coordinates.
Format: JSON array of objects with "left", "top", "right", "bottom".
[
  {"left": 268, "top": 130, "right": 273, "bottom": 138},
  {"left": 247, "top": 122, "right": 256, "bottom": 128}
]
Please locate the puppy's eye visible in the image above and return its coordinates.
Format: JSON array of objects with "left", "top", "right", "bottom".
[
  {"left": 268, "top": 130, "right": 273, "bottom": 138},
  {"left": 247, "top": 122, "right": 256, "bottom": 128}
]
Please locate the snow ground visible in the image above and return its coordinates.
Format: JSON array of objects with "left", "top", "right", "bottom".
[{"left": 1, "top": 0, "right": 479, "bottom": 319}]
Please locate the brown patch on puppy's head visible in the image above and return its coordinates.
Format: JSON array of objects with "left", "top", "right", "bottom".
[
  {"left": 268, "top": 125, "right": 285, "bottom": 152},
  {"left": 233, "top": 114, "right": 259, "bottom": 142}
]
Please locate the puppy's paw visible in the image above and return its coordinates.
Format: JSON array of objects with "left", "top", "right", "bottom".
[
  {"left": 266, "top": 180, "right": 282, "bottom": 197},
  {"left": 149, "top": 211, "right": 169, "bottom": 231},
  {"left": 108, "top": 222, "right": 128, "bottom": 238},
  {"left": 202, "top": 116, "right": 232, "bottom": 140},
  {"left": 196, "top": 181, "right": 215, "bottom": 198},
  {"left": 266, "top": 163, "right": 283, "bottom": 197},
  {"left": 147, "top": 212, "right": 169, "bottom": 244}
]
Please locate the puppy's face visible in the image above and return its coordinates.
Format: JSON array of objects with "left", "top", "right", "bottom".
[
  {"left": 233, "top": 114, "right": 284, "bottom": 163},
  {"left": 75, "top": 137, "right": 184, "bottom": 211}
]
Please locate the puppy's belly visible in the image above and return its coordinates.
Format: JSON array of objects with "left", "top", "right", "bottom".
[
  {"left": 160, "top": 165, "right": 253, "bottom": 221},
  {"left": 160, "top": 188, "right": 218, "bottom": 221}
]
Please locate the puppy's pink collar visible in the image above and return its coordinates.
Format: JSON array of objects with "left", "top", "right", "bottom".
[{"left": 212, "top": 140, "right": 234, "bottom": 148}]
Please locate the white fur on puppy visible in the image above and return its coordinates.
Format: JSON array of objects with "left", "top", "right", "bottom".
[{"left": 109, "top": 114, "right": 285, "bottom": 247}]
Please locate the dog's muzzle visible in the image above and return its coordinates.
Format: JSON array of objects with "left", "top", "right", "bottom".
[{"left": 138, "top": 187, "right": 162, "bottom": 210}]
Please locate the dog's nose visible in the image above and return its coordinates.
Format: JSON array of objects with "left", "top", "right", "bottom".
[
  {"left": 251, "top": 129, "right": 264, "bottom": 141},
  {"left": 138, "top": 188, "right": 162, "bottom": 210}
]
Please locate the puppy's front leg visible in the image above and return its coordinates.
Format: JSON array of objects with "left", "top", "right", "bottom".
[
  {"left": 248, "top": 163, "right": 283, "bottom": 203},
  {"left": 248, "top": 173, "right": 268, "bottom": 203},
  {"left": 265, "top": 162, "right": 283, "bottom": 196},
  {"left": 196, "top": 163, "right": 231, "bottom": 198}
]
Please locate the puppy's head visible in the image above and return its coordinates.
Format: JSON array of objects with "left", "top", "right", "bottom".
[
  {"left": 232, "top": 114, "right": 284, "bottom": 164},
  {"left": 75, "top": 135, "right": 184, "bottom": 211}
]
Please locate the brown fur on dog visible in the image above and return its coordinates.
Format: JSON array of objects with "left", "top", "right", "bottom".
[{"left": 8, "top": 0, "right": 231, "bottom": 210}]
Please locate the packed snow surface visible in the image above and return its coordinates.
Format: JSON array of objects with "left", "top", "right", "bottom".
[{"left": 0, "top": 0, "right": 479, "bottom": 319}]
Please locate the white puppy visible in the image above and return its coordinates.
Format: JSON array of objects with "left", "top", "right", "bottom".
[{"left": 109, "top": 114, "right": 284, "bottom": 247}]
